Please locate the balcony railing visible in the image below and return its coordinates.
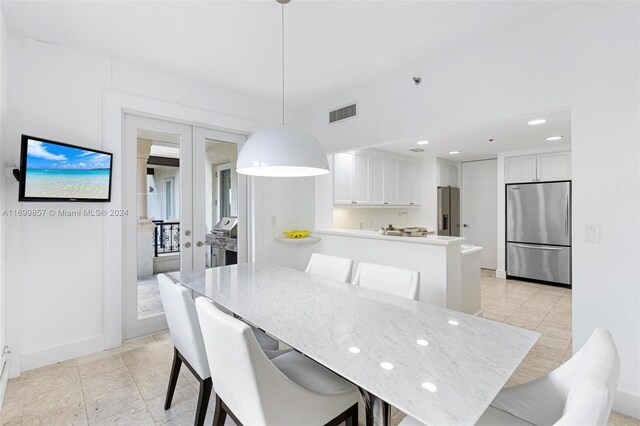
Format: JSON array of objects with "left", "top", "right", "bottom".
[{"left": 153, "top": 220, "right": 180, "bottom": 257}]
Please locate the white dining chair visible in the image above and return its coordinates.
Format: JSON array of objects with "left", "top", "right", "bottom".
[
  {"left": 400, "top": 328, "right": 620, "bottom": 426},
  {"left": 195, "top": 296, "right": 360, "bottom": 426},
  {"left": 352, "top": 262, "right": 419, "bottom": 300},
  {"left": 158, "top": 275, "right": 287, "bottom": 425},
  {"left": 305, "top": 253, "right": 354, "bottom": 283},
  {"left": 158, "top": 274, "right": 212, "bottom": 426}
]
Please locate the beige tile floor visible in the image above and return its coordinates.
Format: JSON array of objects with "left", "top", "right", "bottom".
[{"left": 1, "top": 272, "right": 638, "bottom": 426}]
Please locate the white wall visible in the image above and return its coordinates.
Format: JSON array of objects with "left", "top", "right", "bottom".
[
  {"left": 569, "top": 2, "right": 639, "bottom": 417},
  {"left": 0, "top": 2, "right": 8, "bottom": 392},
  {"left": 495, "top": 144, "right": 571, "bottom": 278},
  {"left": 299, "top": 3, "right": 639, "bottom": 417},
  {"left": 2, "top": 33, "right": 296, "bottom": 377},
  {"left": 252, "top": 176, "right": 315, "bottom": 270}
]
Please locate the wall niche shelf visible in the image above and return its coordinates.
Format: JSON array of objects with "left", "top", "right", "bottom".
[{"left": 274, "top": 236, "right": 321, "bottom": 244}]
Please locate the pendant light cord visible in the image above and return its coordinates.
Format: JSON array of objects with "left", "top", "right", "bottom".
[{"left": 281, "top": 3, "right": 285, "bottom": 125}]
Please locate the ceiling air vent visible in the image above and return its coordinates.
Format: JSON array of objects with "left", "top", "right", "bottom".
[
  {"left": 329, "top": 103, "right": 357, "bottom": 124},
  {"left": 409, "top": 148, "right": 425, "bottom": 153}
]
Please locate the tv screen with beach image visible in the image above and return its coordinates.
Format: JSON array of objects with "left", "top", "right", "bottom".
[{"left": 22, "top": 137, "right": 112, "bottom": 201}]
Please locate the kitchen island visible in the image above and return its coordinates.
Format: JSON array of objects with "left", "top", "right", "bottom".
[{"left": 305, "top": 228, "right": 481, "bottom": 314}]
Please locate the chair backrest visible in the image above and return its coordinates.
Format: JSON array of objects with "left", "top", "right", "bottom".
[
  {"left": 157, "top": 274, "right": 210, "bottom": 379},
  {"left": 556, "top": 328, "right": 620, "bottom": 425},
  {"left": 352, "top": 262, "right": 419, "bottom": 300},
  {"left": 195, "top": 297, "right": 293, "bottom": 425},
  {"left": 305, "top": 253, "right": 353, "bottom": 283}
]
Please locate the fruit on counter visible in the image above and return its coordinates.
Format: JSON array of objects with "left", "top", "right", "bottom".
[{"left": 283, "top": 230, "right": 310, "bottom": 239}]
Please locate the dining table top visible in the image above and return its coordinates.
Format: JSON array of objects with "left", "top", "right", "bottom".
[{"left": 169, "top": 262, "right": 539, "bottom": 426}]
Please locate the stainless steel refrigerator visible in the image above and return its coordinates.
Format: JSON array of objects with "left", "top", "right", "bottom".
[
  {"left": 506, "top": 181, "right": 571, "bottom": 286},
  {"left": 438, "top": 186, "right": 460, "bottom": 237}
]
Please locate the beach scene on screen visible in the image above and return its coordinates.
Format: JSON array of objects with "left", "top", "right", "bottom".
[{"left": 24, "top": 139, "right": 112, "bottom": 199}]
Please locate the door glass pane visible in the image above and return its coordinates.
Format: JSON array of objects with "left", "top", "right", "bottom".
[
  {"left": 220, "top": 169, "right": 231, "bottom": 218},
  {"left": 204, "top": 139, "right": 238, "bottom": 269},
  {"left": 137, "top": 129, "right": 181, "bottom": 319}
]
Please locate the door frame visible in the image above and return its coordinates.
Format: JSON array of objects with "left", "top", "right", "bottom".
[{"left": 104, "top": 89, "right": 259, "bottom": 349}]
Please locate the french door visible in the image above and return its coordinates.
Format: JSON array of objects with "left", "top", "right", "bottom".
[{"left": 124, "top": 114, "right": 247, "bottom": 339}]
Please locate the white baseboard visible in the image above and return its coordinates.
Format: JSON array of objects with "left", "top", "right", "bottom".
[
  {"left": 614, "top": 388, "right": 640, "bottom": 420},
  {"left": 496, "top": 269, "right": 506, "bottom": 279},
  {"left": 20, "top": 335, "right": 104, "bottom": 373}
]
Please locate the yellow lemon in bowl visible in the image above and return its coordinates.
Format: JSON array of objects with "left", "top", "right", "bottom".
[{"left": 283, "top": 230, "right": 310, "bottom": 239}]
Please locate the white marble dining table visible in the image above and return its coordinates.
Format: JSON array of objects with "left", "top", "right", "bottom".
[{"left": 169, "top": 262, "right": 539, "bottom": 426}]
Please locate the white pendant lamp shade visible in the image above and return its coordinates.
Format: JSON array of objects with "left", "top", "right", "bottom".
[{"left": 237, "top": 124, "right": 329, "bottom": 177}]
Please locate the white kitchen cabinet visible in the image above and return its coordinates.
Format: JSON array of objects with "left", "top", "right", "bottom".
[
  {"left": 438, "top": 163, "right": 459, "bottom": 187},
  {"left": 410, "top": 163, "right": 423, "bottom": 205},
  {"left": 333, "top": 151, "right": 422, "bottom": 207},
  {"left": 505, "top": 155, "right": 537, "bottom": 183},
  {"left": 505, "top": 152, "right": 571, "bottom": 183},
  {"left": 353, "top": 153, "right": 370, "bottom": 205},
  {"left": 383, "top": 159, "right": 398, "bottom": 205},
  {"left": 397, "top": 161, "right": 412, "bottom": 204},
  {"left": 536, "top": 152, "right": 571, "bottom": 181},
  {"left": 369, "top": 156, "right": 385, "bottom": 205},
  {"left": 333, "top": 152, "right": 353, "bottom": 205}
]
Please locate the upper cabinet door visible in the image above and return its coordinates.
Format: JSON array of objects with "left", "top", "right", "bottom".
[
  {"left": 410, "top": 163, "right": 423, "bottom": 206},
  {"left": 505, "top": 155, "right": 537, "bottom": 183},
  {"left": 437, "top": 163, "right": 448, "bottom": 186},
  {"left": 536, "top": 152, "right": 571, "bottom": 182},
  {"left": 397, "top": 161, "right": 412, "bottom": 205},
  {"left": 369, "top": 156, "right": 385, "bottom": 205},
  {"left": 438, "top": 163, "right": 459, "bottom": 187},
  {"left": 353, "top": 153, "right": 370, "bottom": 205},
  {"left": 333, "top": 152, "right": 353, "bottom": 205},
  {"left": 383, "top": 158, "right": 398, "bottom": 205}
]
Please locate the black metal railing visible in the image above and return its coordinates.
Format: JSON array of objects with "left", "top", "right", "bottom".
[{"left": 153, "top": 220, "right": 180, "bottom": 256}]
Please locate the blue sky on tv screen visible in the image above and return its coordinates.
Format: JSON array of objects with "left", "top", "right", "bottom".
[{"left": 26, "top": 139, "right": 111, "bottom": 170}]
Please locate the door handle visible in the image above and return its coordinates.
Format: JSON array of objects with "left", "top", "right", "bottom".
[
  {"left": 510, "top": 243, "right": 563, "bottom": 250},
  {"left": 565, "top": 195, "right": 569, "bottom": 237},
  {"left": 183, "top": 242, "right": 192, "bottom": 248},
  {"left": 463, "top": 224, "right": 469, "bottom": 228},
  {"left": 196, "top": 241, "right": 205, "bottom": 247}
]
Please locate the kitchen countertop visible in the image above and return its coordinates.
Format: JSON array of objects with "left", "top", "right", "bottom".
[{"left": 314, "top": 228, "right": 465, "bottom": 246}]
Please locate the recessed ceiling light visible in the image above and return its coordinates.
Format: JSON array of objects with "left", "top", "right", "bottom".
[
  {"left": 380, "top": 362, "right": 394, "bottom": 370},
  {"left": 449, "top": 151, "right": 460, "bottom": 155},
  {"left": 528, "top": 119, "right": 547, "bottom": 125},
  {"left": 421, "top": 382, "right": 438, "bottom": 392},
  {"left": 348, "top": 347, "right": 360, "bottom": 354},
  {"left": 416, "top": 339, "right": 429, "bottom": 346},
  {"left": 448, "top": 319, "right": 459, "bottom": 326},
  {"left": 546, "top": 136, "right": 563, "bottom": 141},
  {"left": 417, "top": 140, "right": 430, "bottom": 145}
]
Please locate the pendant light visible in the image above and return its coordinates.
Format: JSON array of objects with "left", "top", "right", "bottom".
[{"left": 236, "top": 0, "right": 329, "bottom": 177}]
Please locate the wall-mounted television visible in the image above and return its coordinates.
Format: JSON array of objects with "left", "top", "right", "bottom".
[{"left": 18, "top": 135, "right": 113, "bottom": 202}]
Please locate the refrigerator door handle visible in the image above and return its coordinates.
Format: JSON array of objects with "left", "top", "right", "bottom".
[
  {"left": 510, "top": 243, "right": 564, "bottom": 251},
  {"left": 565, "top": 194, "right": 569, "bottom": 237}
]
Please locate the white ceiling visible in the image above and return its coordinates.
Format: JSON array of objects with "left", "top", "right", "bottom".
[
  {"left": 375, "top": 108, "right": 571, "bottom": 162},
  {"left": 2, "top": 1, "right": 574, "bottom": 109}
]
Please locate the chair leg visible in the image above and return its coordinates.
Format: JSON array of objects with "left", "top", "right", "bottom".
[
  {"left": 164, "top": 347, "right": 183, "bottom": 410},
  {"left": 346, "top": 403, "right": 358, "bottom": 426},
  {"left": 213, "top": 394, "right": 228, "bottom": 426},
  {"left": 195, "top": 378, "right": 212, "bottom": 426}
]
